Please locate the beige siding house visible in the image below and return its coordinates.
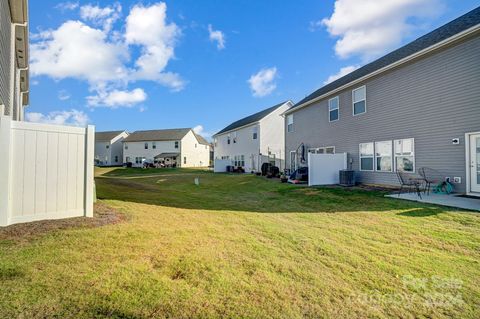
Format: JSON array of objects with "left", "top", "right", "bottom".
[
  {"left": 0, "top": 0, "right": 29, "bottom": 120},
  {"left": 123, "top": 128, "right": 210, "bottom": 168}
]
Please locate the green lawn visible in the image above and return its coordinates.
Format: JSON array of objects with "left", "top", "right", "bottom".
[{"left": 1, "top": 167, "right": 479, "bottom": 318}]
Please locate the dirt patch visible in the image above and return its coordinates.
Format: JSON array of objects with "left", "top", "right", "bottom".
[{"left": 0, "top": 202, "right": 125, "bottom": 243}]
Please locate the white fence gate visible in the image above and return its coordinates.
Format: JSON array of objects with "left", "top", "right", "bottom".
[
  {"left": 308, "top": 153, "right": 347, "bottom": 186},
  {"left": 0, "top": 116, "right": 95, "bottom": 226},
  {"left": 214, "top": 159, "right": 232, "bottom": 173}
]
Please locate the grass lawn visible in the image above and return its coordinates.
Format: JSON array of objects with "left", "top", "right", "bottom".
[{"left": 1, "top": 167, "right": 479, "bottom": 318}]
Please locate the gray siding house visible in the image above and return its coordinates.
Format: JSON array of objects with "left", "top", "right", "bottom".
[{"left": 285, "top": 7, "right": 480, "bottom": 195}]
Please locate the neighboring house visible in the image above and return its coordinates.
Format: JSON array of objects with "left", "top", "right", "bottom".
[
  {"left": 284, "top": 7, "right": 480, "bottom": 195},
  {"left": 95, "top": 130, "right": 129, "bottom": 166},
  {"left": 123, "top": 128, "right": 210, "bottom": 168},
  {"left": 0, "top": 0, "right": 29, "bottom": 120},
  {"left": 213, "top": 101, "right": 293, "bottom": 172}
]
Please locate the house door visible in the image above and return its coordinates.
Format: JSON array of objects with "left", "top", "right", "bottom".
[
  {"left": 470, "top": 133, "right": 480, "bottom": 193},
  {"left": 290, "top": 151, "right": 297, "bottom": 172}
]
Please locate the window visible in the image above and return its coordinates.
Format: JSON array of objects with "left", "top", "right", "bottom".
[
  {"left": 359, "top": 142, "right": 374, "bottom": 171},
  {"left": 106, "top": 145, "right": 109, "bottom": 149},
  {"left": 144, "top": 142, "right": 148, "bottom": 149},
  {"left": 126, "top": 156, "right": 130, "bottom": 162},
  {"left": 352, "top": 86, "right": 366, "bottom": 115},
  {"left": 183, "top": 157, "right": 187, "bottom": 164},
  {"left": 253, "top": 127, "right": 258, "bottom": 140},
  {"left": 325, "top": 147, "right": 335, "bottom": 154},
  {"left": 234, "top": 155, "right": 245, "bottom": 167},
  {"left": 328, "top": 96, "right": 339, "bottom": 122},
  {"left": 124, "top": 143, "right": 128, "bottom": 150},
  {"left": 308, "top": 147, "right": 335, "bottom": 154},
  {"left": 375, "top": 141, "right": 392, "bottom": 172},
  {"left": 233, "top": 132, "right": 237, "bottom": 144},
  {"left": 174, "top": 141, "right": 179, "bottom": 149},
  {"left": 214, "top": 138, "right": 218, "bottom": 147},
  {"left": 221, "top": 156, "right": 229, "bottom": 160},
  {"left": 135, "top": 157, "right": 145, "bottom": 164},
  {"left": 114, "top": 155, "right": 119, "bottom": 163},
  {"left": 287, "top": 114, "right": 293, "bottom": 132},
  {"left": 152, "top": 142, "right": 156, "bottom": 149},
  {"left": 395, "top": 138, "right": 415, "bottom": 172},
  {"left": 227, "top": 134, "right": 231, "bottom": 144},
  {"left": 195, "top": 143, "right": 197, "bottom": 148}
]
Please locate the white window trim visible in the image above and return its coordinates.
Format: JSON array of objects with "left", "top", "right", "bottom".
[
  {"left": 287, "top": 114, "right": 294, "bottom": 133},
  {"left": 328, "top": 96, "right": 339, "bottom": 122},
  {"left": 352, "top": 85, "right": 367, "bottom": 116},
  {"left": 374, "top": 140, "right": 393, "bottom": 172},
  {"left": 290, "top": 151, "right": 297, "bottom": 171},
  {"left": 359, "top": 142, "right": 374, "bottom": 171},
  {"left": 308, "top": 146, "right": 336, "bottom": 154},
  {"left": 394, "top": 138, "right": 415, "bottom": 173}
]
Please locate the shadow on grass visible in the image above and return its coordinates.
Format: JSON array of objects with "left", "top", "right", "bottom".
[
  {"left": 94, "top": 170, "right": 452, "bottom": 214},
  {"left": 396, "top": 208, "right": 443, "bottom": 217}
]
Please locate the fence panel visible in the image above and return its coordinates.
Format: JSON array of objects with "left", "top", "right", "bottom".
[
  {"left": 308, "top": 153, "right": 347, "bottom": 186},
  {"left": 0, "top": 116, "right": 94, "bottom": 226}
]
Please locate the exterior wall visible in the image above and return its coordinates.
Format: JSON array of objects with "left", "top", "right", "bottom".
[
  {"left": 0, "top": 0, "right": 12, "bottom": 115},
  {"left": 94, "top": 141, "right": 111, "bottom": 166},
  {"left": 259, "top": 102, "right": 292, "bottom": 170},
  {"left": 124, "top": 139, "right": 180, "bottom": 167},
  {"left": 109, "top": 132, "right": 128, "bottom": 165},
  {"left": 214, "top": 123, "right": 261, "bottom": 172},
  {"left": 286, "top": 34, "right": 480, "bottom": 193},
  {"left": 180, "top": 130, "right": 210, "bottom": 167}
]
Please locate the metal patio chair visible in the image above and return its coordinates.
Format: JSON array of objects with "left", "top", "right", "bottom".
[
  {"left": 396, "top": 171, "right": 423, "bottom": 199},
  {"left": 418, "top": 167, "right": 443, "bottom": 195}
]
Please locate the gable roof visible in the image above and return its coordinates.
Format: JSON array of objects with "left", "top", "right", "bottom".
[
  {"left": 288, "top": 6, "right": 480, "bottom": 113},
  {"left": 194, "top": 133, "right": 210, "bottom": 145},
  {"left": 214, "top": 101, "right": 292, "bottom": 136},
  {"left": 95, "top": 131, "right": 126, "bottom": 142},
  {"left": 124, "top": 128, "right": 191, "bottom": 142}
]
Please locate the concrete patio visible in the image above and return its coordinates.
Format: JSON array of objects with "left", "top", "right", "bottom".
[{"left": 386, "top": 193, "right": 480, "bottom": 212}]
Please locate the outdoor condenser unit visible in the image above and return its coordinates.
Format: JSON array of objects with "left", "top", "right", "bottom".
[{"left": 339, "top": 170, "right": 355, "bottom": 186}]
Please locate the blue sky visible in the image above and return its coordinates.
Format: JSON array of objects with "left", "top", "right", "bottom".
[{"left": 27, "top": 0, "right": 479, "bottom": 138}]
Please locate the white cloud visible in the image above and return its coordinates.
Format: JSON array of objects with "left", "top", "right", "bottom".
[
  {"left": 30, "top": 20, "right": 128, "bottom": 85},
  {"left": 55, "top": 1, "right": 79, "bottom": 11},
  {"left": 321, "top": 0, "right": 444, "bottom": 60},
  {"left": 248, "top": 67, "right": 278, "bottom": 97},
  {"left": 193, "top": 125, "right": 213, "bottom": 140},
  {"left": 324, "top": 65, "right": 359, "bottom": 84},
  {"left": 25, "top": 109, "right": 89, "bottom": 127},
  {"left": 80, "top": 3, "right": 122, "bottom": 32},
  {"left": 58, "top": 90, "right": 71, "bottom": 101},
  {"left": 30, "top": 2, "right": 184, "bottom": 109},
  {"left": 208, "top": 24, "right": 226, "bottom": 50},
  {"left": 87, "top": 88, "right": 147, "bottom": 108},
  {"left": 125, "top": 3, "right": 185, "bottom": 90}
]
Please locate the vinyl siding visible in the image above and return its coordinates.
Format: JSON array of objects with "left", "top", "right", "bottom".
[
  {"left": 0, "top": 0, "right": 12, "bottom": 114},
  {"left": 286, "top": 34, "right": 480, "bottom": 193}
]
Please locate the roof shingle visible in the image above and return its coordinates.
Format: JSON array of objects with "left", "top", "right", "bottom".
[
  {"left": 95, "top": 131, "right": 126, "bottom": 142},
  {"left": 124, "top": 128, "right": 191, "bottom": 142}
]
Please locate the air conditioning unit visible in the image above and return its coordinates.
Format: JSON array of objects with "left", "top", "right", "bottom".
[{"left": 339, "top": 170, "right": 355, "bottom": 186}]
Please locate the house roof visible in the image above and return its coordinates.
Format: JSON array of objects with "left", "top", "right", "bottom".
[
  {"left": 124, "top": 128, "right": 191, "bottom": 142},
  {"left": 289, "top": 6, "right": 480, "bottom": 112},
  {"left": 194, "top": 133, "right": 210, "bottom": 145},
  {"left": 214, "top": 101, "right": 292, "bottom": 136},
  {"left": 95, "top": 131, "right": 126, "bottom": 142}
]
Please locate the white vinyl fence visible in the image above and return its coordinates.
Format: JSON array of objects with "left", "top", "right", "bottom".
[
  {"left": 308, "top": 153, "right": 347, "bottom": 186},
  {"left": 214, "top": 159, "right": 232, "bottom": 173},
  {"left": 0, "top": 116, "right": 95, "bottom": 226}
]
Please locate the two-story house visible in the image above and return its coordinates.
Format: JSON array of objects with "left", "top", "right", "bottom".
[
  {"left": 123, "top": 128, "right": 210, "bottom": 168},
  {"left": 95, "top": 131, "right": 129, "bottom": 166},
  {"left": 1, "top": 0, "right": 29, "bottom": 120},
  {"left": 213, "top": 101, "right": 293, "bottom": 172},
  {"left": 285, "top": 7, "right": 480, "bottom": 196}
]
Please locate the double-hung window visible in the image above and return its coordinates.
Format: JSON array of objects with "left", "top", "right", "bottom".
[
  {"left": 227, "top": 134, "right": 231, "bottom": 144},
  {"left": 253, "top": 126, "right": 258, "bottom": 140},
  {"left": 395, "top": 138, "right": 415, "bottom": 172},
  {"left": 233, "top": 132, "right": 237, "bottom": 144},
  {"left": 152, "top": 142, "right": 156, "bottom": 149},
  {"left": 144, "top": 142, "right": 149, "bottom": 149},
  {"left": 328, "top": 96, "right": 339, "bottom": 122},
  {"left": 359, "top": 142, "right": 374, "bottom": 171},
  {"left": 287, "top": 114, "right": 293, "bottom": 132},
  {"left": 124, "top": 143, "right": 128, "bottom": 150},
  {"left": 352, "top": 86, "right": 366, "bottom": 115},
  {"left": 175, "top": 141, "right": 179, "bottom": 149},
  {"left": 375, "top": 141, "right": 392, "bottom": 172}
]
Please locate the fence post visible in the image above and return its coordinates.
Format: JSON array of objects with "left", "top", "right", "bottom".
[
  {"left": 0, "top": 116, "right": 12, "bottom": 226},
  {"left": 84, "top": 125, "right": 95, "bottom": 218}
]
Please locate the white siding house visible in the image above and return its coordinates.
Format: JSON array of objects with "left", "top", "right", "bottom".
[
  {"left": 95, "top": 131, "right": 129, "bottom": 166},
  {"left": 123, "top": 128, "right": 210, "bottom": 168},
  {"left": 0, "top": 0, "right": 29, "bottom": 120},
  {"left": 213, "top": 101, "right": 293, "bottom": 172}
]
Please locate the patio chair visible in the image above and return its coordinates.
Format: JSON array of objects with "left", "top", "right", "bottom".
[
  {"left": 396, "top": 171, "right": 423, "bottom": 199},
  {"left": 418, "top": 167, "right": 443, "bottom": 195}
]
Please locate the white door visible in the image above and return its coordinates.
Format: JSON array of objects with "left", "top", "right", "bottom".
[
  {"left": 290, "top": 151, "right": 297, "bottom": 172},
  {"left": 470, "top": 134, "right": 480, "bottom": 193}
]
